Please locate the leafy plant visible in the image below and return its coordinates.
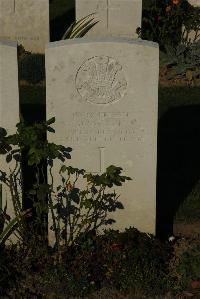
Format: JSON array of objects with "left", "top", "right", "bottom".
[
  {"left": 0, "top": 183, "right": 31, "bottom": 247},
  {"left": 0, "top": 210, "right": 32, "bottom": 246},
  {"left": 56, "top": 227, "right": 173, "bottom": 297},
  {"left": 138, "top": 0, "right": 199, "bottom": 49},
  {"left": 49, "top": 164, "right": 131, "bottom": 249},
  {"left": 0, "top": 128, "right": 25, "bottom": 239},
  {"left": 0, "top": 118, "right": 72, "bottom": 242},
  {"left": 160, "top": 40, "right": 200, "bottom": 81},
  {"left": 170, "top": 238, "right": 200, "bottom": 293},
  {"left": 0, "top": 118, "right": 131, "bottom": 250},
  {"left": 182, "top": 5, "right": 200, "bottom": 44},
  {"left": 61, "top": 13, "right": 99, "bottom": 39}
]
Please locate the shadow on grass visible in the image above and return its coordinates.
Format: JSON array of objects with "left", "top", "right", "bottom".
[{"left": 156, "top": 105, "right": 200, "bottom": 240}]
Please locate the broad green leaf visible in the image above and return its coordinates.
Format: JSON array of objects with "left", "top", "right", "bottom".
[
  {"left": 46, "top": 117, "right": 55, "bottom": 125},
  {"left": 62, "top": 14, "right": 99, "bottom": 39},
  {"left": 0, "top": 209, "right": 31, "bottom": 245}
]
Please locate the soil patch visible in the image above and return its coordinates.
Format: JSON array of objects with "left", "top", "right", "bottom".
[{"left": 173, "top": 222, "right": 200, "bottom": 238}]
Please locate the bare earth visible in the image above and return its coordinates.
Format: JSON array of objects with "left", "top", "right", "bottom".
[{"left": 174, "top": 222, "right": 200, "bottom": 238}]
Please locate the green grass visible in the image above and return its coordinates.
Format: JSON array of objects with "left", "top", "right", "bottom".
[
  {"left": 175, "top": 179, "right": 200, "bottom": 223},
  {"left": 158, "top": 86, "right": 200, "bottom": 119}
]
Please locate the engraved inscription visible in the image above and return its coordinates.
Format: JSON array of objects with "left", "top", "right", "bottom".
[
  {"left": 0, "top": 35, "right": 40, "bottom": 41},
  {"left": 75, "top": 56, "right": 127, "bottom": 104},
  {"left": 65, "top": 112, "right": 137, "bottom": 144}
]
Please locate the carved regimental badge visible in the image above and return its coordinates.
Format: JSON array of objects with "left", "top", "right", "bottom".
[{"left": 75, "top": 56, "right": 127, "bottom": 104}]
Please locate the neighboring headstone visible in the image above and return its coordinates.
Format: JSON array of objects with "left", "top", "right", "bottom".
[
  {"left": 188, "top": 0, "right": 200, "bottom": 6},
  {"left": 182, "top": 0, "right": 200, "bottom": 42},
  {"left": 46, "top": 38, "right": 159, "bottom": 243},
  {"left": 0, "top": 39, "right": 19, "bottom": 241},
  {"left": 76, "top": 0, "right": 142, "bottom": 38},
  {"left": 0, "top": 0, "right": 49, "bottom": 53}
]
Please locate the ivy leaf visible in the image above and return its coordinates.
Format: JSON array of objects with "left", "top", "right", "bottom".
[
  {"left": 46, "top": 117, "right": 55, "bottom": 125},
  {"left": 115, "top": 201, "right": 124, "bottom": 209},
  {"left": 91, "top": 186, "right": 98, "bottom": 195},
  {"left": 47, "top": 158, "right": 53, "bottom": 167},
  {"left": 0, "top": 147, "right": 8, "bottom": 155},
  {"left": 59, "top": 155, "right": 65, "bottom": 162},
  {"left": 60, "top": 165, "right": 67, "bottom": 173},
  {"left": 6, "top": 154, "right": 12, "bottom": 163},
  {"left": 59, "top": 207, "right": 69, "bottom": 218},
  {"left": 0, "top": 144, "right": 12, "bottom": 154},
  {"left": 64, "top": 152, "right": 71, "bottom": 159},
  {"left": 104, "top": 219, "right": 115, "bottom": 225},
  {"left": 70, "top": 205, "right": 77, "bottom": 215},
  {"left": 57, "top": 185, "right": 61, "bottom": 191},
  {"left": 13, "top": 154, "right": 21, "bottom": 162},
  {"left": 0, "top": 128, "right": 7, "bottom": 138},
  {"left": 69, "top": 188, "right": 80, "bottom": 204},
  {"left": 47, "top": 126, "right": 55, "bottom": 133}
]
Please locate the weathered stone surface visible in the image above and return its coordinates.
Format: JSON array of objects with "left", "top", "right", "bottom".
[
  {"left": 188, "top": 0, "right": 200, "bottom": 6},
  {"left": 46, "top": 38, "right": 159, "bottom": 244},
  {"left": 0, "top": 40, "right": 19, "bottom": 240},
  {"left": 0, "top": 0, "right": 49, "bottom": 53},
  {"left": 76, "top": 0, "right": 142, "bottom": 38}
]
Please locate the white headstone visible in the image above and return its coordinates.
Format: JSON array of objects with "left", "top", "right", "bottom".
[
  {"left": 76, "top": 0, "right": 142, "bottom": 38},
  {"left": 188, "top": 0, "right": 200, "bottom": 5},
  {"left": 0, "top": 39, "right": 19, "bottom": 238},
  {"left": 0, "top": 0, "right": 49, "bottom": 53},
  {"left": 46, "top": 38, "right": 159, "bottom": 243}
]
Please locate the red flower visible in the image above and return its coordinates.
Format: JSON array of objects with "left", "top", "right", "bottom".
[
  {"left": 172, "top": 0, "right": 181, "bottom": 5},
  {"left": 191, "top": 280, "right": 200, "bottom": 289},
  {"left": 155, "top": 15, "right": 161, "bottom": 22},
  {"left": 66, "top": 181, "right": 73, "bottom": 192},
  {"left": 110, "top": 243, "right": 123, "bottom": 251}
]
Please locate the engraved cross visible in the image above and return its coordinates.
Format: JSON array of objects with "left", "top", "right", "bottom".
[
  {"left": 96, "top": 0, "right": 120, "bottom": 30},
  {"left": 99, "top": 147, "right": 105, "bottom": 173}
]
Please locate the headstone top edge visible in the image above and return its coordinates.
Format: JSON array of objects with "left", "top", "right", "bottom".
[
  {"left": 76, "top": 0, "right": 142, "bottom": 2},
  {"left": 0, "top": 39, "right": 17, "bottom": 48},
  {"left": 46, "top": 38, "right": 159, "bottom": 50}
]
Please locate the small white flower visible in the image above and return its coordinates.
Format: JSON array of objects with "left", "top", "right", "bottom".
[{"left": 168, "top": 236, "right": 175, "bottom": 242}]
